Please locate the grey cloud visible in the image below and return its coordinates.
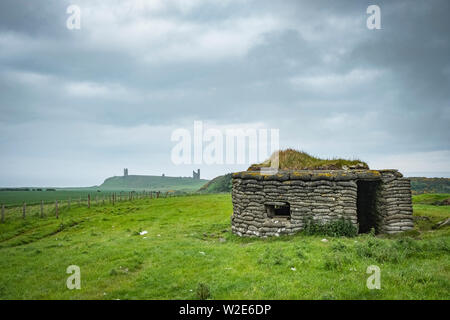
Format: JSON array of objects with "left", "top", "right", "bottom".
[{"left": 0, "top": 0, "right": 449, "bottom": 185}]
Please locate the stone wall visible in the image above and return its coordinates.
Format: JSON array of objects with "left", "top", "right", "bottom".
[
  {"left": 375, "top": 171, "right": 414, "bottom": 234},
  {"left": 231, "top": 170, "right": 414, "bottom": 237}
]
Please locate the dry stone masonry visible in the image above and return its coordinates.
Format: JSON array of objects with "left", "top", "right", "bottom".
[{"left": 231, "top": 169, "right": 414, "bottom": 237}]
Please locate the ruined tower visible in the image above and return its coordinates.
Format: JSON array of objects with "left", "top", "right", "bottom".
[
  {"left": 193, "top": 169, "right": 200, "bottom": 179},
  {"left": 124, "top": 168, "right": 128, "bottom": 177}
]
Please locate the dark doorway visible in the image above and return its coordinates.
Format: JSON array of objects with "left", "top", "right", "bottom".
[
  {"left": 265, "top": 202, "right": 291, "bottom": 220},
  {"left": 356, "top": 181, "right": 380, "bottom": 233}
]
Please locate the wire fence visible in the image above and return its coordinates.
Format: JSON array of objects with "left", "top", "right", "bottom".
[{"left": 0, "top": 190, "right": 186, "bottom": 224}]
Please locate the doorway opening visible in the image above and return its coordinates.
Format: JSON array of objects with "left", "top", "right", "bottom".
[{"left": 356, "top": 180, "right": 380, "bottom": 233}]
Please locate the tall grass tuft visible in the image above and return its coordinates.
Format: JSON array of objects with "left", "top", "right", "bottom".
[
  {"left": 302, "top": 217, "right": 358, "bottom": 237},
  {"left": 248, "top": 148, "right": 368, "bottom": 171}
]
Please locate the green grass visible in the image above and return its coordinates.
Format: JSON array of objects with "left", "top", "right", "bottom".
[
  {"left": 0, "top": 175, "right": 210, "bottom": 207},
  {"left": 0, "top": 194, "right": 448, "bottom": 300},
  {"left": 248, "top": 149, "right": 368, "bottom": 171},
  {"left": 198, "top": 173, "right": 232, "bottom": 193},
  {"left": 412, "top": 193, "right": 450, "bottom": 205},
  {"left": 0, "top": 188, "right": 115, "bottom": 207}
]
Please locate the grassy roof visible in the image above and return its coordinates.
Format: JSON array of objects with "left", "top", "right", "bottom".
[{"left": 247, "top": 149, "right": 368, "bottom": 171}]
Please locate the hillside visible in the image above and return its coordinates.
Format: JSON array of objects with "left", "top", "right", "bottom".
[
  {"left": 198, "top": 173, "right": 232, "bottom": 193},
  {"left": 0, "top": 193, "right": 448, "bottom": 299},
  {"left": 409, "top": 177, "right": 450, "bottom": 194},
  {"left": 100, "top": 175, "right": 208, "bottom": 192}
]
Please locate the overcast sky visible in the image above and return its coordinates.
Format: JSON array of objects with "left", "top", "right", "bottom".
[{"left": 0, "top": 0, "right": 449, "bottom": 186}]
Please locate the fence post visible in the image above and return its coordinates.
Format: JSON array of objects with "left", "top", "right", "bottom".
[
  {"left": 1, "top": 204, "right": 4, "bottom": 223},
  {"left": 40, "top": 200, "right": 44, "bottom": 218},
  {"left": 112, "top": 193, "right": 115, "bottom": 206},
  {"left": 23, "top": 202, "right": 26, "bottom": 219},
  {"left": 68, "top": 197, "right": 71, "bottom": 210},
  {"left": 55, "top": 200, "right": 59, "bottom": 219},
  {"left": 88, "top": 194, "right": 91, "bottom": 209},
  {"left": 79, "top": 197, "right": 81, "bottom": 207}
]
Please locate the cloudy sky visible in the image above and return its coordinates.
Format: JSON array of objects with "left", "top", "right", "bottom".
[{"left": 0, "top": 0, "right": 449, "bottom": 186}]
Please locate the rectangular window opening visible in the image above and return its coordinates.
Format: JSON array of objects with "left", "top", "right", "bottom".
[{"left": 265, "top": 202, "right": 291, "bottom": 219}]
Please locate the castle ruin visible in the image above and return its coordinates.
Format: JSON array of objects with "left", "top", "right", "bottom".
[{"left": 193, "top": 169, "right": 200, "bottom": 179}]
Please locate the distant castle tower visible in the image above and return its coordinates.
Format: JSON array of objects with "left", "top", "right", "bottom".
[
  {"left": 193, "top": 169, "right": 200, "bottom": 179},
  {"left": 124, "top": 168, "right": 128, "bottom": 176}
]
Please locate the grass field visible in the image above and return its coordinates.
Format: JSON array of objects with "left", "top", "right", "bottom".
[
  {"left": 0, "top": 194, "right": 448, "bottom": 300},
  {"left": 412, "top": 193, "right": 450, "bottom": 205},
  {"left": 0, "top": 188, "right": 193, "bottom": 207},
  {"left": 0, "top": 188, "right": 113, "bottom": 207},
  {"left": 0, "top": 175, "right": 210, "bottom": 207}
]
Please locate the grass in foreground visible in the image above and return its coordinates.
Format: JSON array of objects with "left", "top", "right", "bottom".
[{"left": 0, "top": 194, "right": 448, "bottom": 300}]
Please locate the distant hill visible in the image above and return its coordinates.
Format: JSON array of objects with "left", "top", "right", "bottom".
[
  {"left": 408, "top": 177, "right": 450, "bottom": 194},
  {"left": 198, "top": 173, "right": 232, "bottom": 193},
  {"left": 197, "top": 174, "right": 450, "bottom": 195},
  {"left": 100, "top": 175, "right": 209, "bottom": 192}
]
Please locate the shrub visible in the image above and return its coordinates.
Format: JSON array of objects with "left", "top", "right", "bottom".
[
  {"left": 323, "top": 253, "right": 351, "bottom": 270},
  {"left": 296, "top": 249, "right": 306, "bottom": 259},
  {"left": 196, "top": 283, "right": 211, "bottom": 300},
  {"left": 354, "top": 238, "right": 421, "bottom": 263},
  {"left": 303, "top": 217, "right": 358, "bottom": 237},
  {"left": 330, "top": 241, "right": 348, "bottom": 252},
  {"left": 109, "top": 268, "right": 118, "bottom": 276},
  {"left": 257, "top": 248, "right": 286, "bottom": 266}
]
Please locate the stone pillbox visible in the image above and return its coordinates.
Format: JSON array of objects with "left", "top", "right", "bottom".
[{"left": 231, "top": 169, "right": 413, "bottom": 237}]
